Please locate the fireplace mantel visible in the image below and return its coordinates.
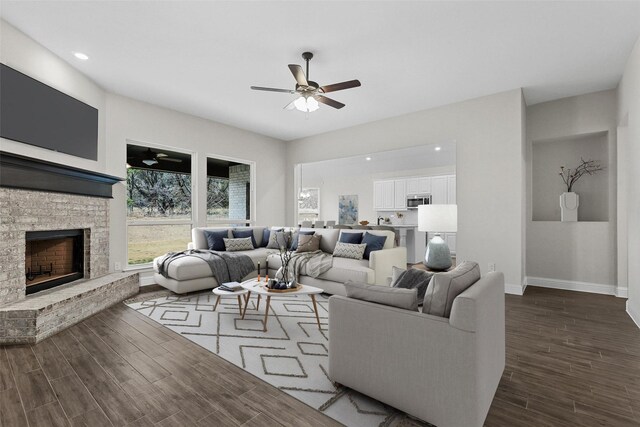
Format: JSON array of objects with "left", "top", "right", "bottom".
[{"left": 0, "top": 151, "right": 123, "bottom": 198}]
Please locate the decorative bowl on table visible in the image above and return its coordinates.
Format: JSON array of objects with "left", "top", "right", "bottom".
[{"left": 359, "top": 220, "right": 369, "bottom": 226}]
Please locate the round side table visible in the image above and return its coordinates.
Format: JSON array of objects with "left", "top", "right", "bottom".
[{"left": 212, "top": 287, "right": 249, "bottom": 315}]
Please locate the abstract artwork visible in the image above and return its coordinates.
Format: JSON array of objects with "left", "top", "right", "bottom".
[{"left": 338, "top": 194, "right": 358, "bottom": 224}]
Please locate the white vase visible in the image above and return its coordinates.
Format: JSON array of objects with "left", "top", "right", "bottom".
[{"left": 560, "top": 192, "right": 579, "bottom": 222}]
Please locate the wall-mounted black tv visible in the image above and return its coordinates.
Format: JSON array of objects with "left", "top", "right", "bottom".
[{"left": 0, "top": 63, "right": 98, "bottom": 160}]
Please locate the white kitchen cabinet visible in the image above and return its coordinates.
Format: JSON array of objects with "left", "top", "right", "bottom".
[
  {"left": 418, "top": 177, "right": 431, "bottom": 194},
  {"left": 381, "top": 180, "right": 395, "bottom": 209},
  {"left": 406, "top": 177, "right": 431, "bottom": 196},
  {"left": 394, "top": 180, "right": 406, "bottom": 209},
  {"left": 447, "top": 176, "right": 456, "bottom": 204},
  {"left": 406, "top": 178, "right": 419, "bottom": 195},
  {"left": 373, "top": 181, "right": 384, "bottom": 210},
  {"left": 430, "top": 176, "right": 448, "bottom": 204}
]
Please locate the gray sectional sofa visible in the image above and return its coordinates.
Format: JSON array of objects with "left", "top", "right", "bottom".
[{"left": 153, "top": 226, "right": 407, "bottom": 295}]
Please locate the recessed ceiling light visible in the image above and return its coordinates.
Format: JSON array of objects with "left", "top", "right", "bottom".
[
  {"left": 73, "top": 52, "right": 89, "bottom": 61},
  {"left": 434, "top": 146, "right": 441, "bottom": 151},
  {"left": 365, "top": 157, "right": 372, "bottom": 161}
]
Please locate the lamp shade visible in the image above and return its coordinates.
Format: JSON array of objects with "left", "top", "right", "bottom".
[{"left": 418, "top": 204, "right": 457, "bottom": 232}]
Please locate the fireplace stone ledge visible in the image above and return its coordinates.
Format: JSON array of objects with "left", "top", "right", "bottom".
[{"left": 0, "top": 272, "right": 139, "bottom": 344}]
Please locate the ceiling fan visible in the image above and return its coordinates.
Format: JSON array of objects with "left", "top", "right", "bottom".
[
  {"left": 128, "top": 148, "right": 182, "bottom": 166},
  {"left": 250, "top": 52, "right": 361, "bottom": 112}
]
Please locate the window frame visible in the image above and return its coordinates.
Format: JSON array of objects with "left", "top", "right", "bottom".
[
  {"left": 125, "top": 140, "right": 196, "bottom": 267},
  {"left": 205, "top": 152, "right": 256, "bottom": 227}
]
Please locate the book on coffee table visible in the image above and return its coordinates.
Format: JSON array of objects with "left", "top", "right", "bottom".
[{"left": 218, "top": 281, "right": 242, "bottom": 292}]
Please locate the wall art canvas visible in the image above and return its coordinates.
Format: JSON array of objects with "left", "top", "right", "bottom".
[{"left": 338, "top": 195, "right": 358, "bottom": 225}]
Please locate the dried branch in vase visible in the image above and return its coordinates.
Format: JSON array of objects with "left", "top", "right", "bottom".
[
  {"left": 558, "top": 158, "right": 604, "bottom": 192},
  {"left": 276, "top": 231, "right": 293, "bottom": 283}
]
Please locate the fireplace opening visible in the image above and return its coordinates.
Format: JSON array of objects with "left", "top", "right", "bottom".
[{"left": 25, "top": 229, "right": 84, "bottom": 295}]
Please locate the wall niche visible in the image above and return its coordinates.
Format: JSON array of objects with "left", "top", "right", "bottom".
[{"left": 532, "top": 131, "right": 608, "bottom": 222}]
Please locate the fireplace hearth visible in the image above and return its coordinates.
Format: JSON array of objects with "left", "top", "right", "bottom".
[{"left": 25, "top": 229, "right": 84, "bottom": 295}]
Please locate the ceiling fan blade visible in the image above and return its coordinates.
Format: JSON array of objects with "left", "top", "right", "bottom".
[
  {"left": 283, "top": 99, "right": 297, "bottom": 110},
  {"left": 320, "top": 79, "right": 361, "bottom": 93},
  {"left": 158, "top": 158, "right": 182, "bottom": 163},
  {"left": 251, "top": 86, "right": 296, "bottom": 93},
  {"left": 288, "top": 64, "right": 308, "bottom": 87},
  {"left": 315, "top": 95, "right": 345, "bottom": 109}
]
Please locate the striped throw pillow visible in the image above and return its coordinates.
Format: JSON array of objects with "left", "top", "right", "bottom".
[
  {"left": 332, "top": 242, "right": 366, "bottom": 260},
  {"left": 223, "top": 237, "right": 254, "bottom": 252}
]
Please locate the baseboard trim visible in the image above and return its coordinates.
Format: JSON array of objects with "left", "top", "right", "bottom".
[
  {"left": 139, "top": 275, "right": 156, "bottom": 287},
  {"left": 505, "top": 283, "right": 525, "bottom": 296},
  {"left": 617, "top": 287, "right": 629, "bottom": 298},
  {"left": 526, "top": 276, "right": 625, "bottom": 297},
  {"left": 627, "top": 301, "right": 640, "bottom": 329}
]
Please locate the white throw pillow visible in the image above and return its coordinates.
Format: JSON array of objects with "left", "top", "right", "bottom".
[
  {"left": 223, "top": 237, "right": 254, "bottom": 252},
  {"left": 332, "top": 242, "right": 366, "bottom": 260}
]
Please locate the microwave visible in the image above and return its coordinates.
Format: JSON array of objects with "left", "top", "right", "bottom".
[{"left": 407, "top": 194, "right": 432, "bottom": 209}]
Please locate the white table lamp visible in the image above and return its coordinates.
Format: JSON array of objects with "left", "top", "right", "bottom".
[{"left": 418, "top": 205, "right": 457, "bottom": 270}]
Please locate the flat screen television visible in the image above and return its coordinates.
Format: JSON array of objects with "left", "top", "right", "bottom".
[{"left": 0, "top": 63, "right": 98, "bottom": 160}]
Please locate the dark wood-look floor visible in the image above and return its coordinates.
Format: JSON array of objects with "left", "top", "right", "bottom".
[
  {"left": 0, "top": 303, "right": 341, "bottom": 427},
  {"left": 0, "top": 287, "right": 639, "bottom": 427},
  {"left": 486, "top": 287, "right": 640, "bottom": 427}
]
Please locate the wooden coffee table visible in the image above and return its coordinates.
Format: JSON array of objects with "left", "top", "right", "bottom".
[{"left": 240, "top": 279, "right": 323, "bottom": 332}]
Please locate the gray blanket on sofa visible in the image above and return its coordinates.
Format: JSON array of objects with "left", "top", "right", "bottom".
[
  {"left": 157, "top": 249, "right": 254, "bottom": 284},
  {"left": 289, "top": 250, "right": 333, "bottom": 281}
]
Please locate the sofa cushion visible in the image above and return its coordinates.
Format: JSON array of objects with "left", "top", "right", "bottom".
[
  {"left": 300, "top": 228, "right": 340, "bottom": 253},
  {"left": 423, "top": 261, "right": 481, "bottom": 318},
  {"left": 332, "top": 242, "right": 366, "bottom": 260},
  {"left": 203, "top": 229, "right": 230, "bottom": 251},
  {"left": 344, "top": 280, "right": 418, "bottom": 311},
  {"left": 267, "top": 230, "right": 291, "bottom": 249},
  {"left": 232, "top": 229, "right": 257, "bottom": 248},
  {"left": 291, "top": 230, "right": 315, "bottom": 251},
  {"left": 339, "top": 231, "right": 363, "bottom": 244},
  {"left": 391, "top": 266, "right": 434, "bottom": 301},
  {"left": 296, "top": 234, "right": 321, "bottom": 253},
  {"left": 224, "top": 237, "right": 254, "bottom": 252},
  {"left": 361, "top": 232, "right": 387, "bottom": 259}
]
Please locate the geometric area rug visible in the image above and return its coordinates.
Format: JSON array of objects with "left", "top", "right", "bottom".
[{"left": 126, "top": 290, "right": 431, "bottom": 427}]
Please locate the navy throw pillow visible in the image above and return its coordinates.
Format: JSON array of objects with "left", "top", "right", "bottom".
[
  {"left": 362, "top": 232, "right": 387, "bottom": 260},
  {"left": 291, "top": 230, "right": 315, "bottom": 251},
  {"left": 203, "top": 229, "right": 229, "bottom": 251},
  {"left": 339, "top": 232, "right": 364, "bottom": 244},
  {"left": 233, "top": 229, "right": 257, "bottom": 248},
  {"left": 261, "top": 228, "right": 271, "bottom": 247}
]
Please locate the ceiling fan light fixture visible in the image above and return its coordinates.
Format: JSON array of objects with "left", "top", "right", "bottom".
[
  {"left": 142, "top": 158, "right": 158, "bottom": 166},
  {"left": 294, "top": 95, "right": 319, "bottom": 113}
]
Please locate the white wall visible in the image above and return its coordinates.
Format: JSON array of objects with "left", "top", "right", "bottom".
[
  {"left": 0, "top": 20, "right": 107, "bottom": 172},
  {"left": 617, "top": 36, "right": 640, "bottom": 324},
  {"left": 287, "top": 90, "right": 526, "bottom": 292},
  {"left": 0, "top": 21, "right": 288, "bottom": 280},
  {"left": 106, "top": 95, "right": 287, "bottom": 272},
  {"left": 302, "top": 165, "right": 455, "bottom": 225},
  {"left": 526, "top": 90, "right": 618, "bottom": 292}
]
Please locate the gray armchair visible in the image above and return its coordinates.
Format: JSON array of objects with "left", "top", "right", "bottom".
[{"left": 329, "top": 272, "right": 505, "bottom": 427}]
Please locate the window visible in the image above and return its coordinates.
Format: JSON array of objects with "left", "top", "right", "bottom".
[
  {"left": 126, "top": 144, "right": 192, "bottom": 265},
  {"left": 298, "top": 188, "right": 320, "bottom": 223},
  {"left": 206, "top": 156, "right": 253, "bottom": 226}
]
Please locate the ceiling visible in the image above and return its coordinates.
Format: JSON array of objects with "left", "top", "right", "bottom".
[{"left": 2, "top": 1, "right": 639, "bottom": 141}]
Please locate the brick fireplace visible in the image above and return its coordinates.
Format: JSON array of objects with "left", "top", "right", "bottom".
[{"left": 0, "top": 154, "right": 138, "bottom": 344}]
